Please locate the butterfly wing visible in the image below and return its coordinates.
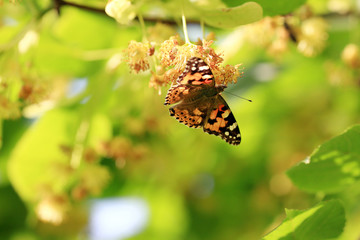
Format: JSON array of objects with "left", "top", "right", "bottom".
[
  {"left": 176, "top": 57, "right": 215, "bottom": 86},
  {"left": 169, "top": 100, "right": 211, "bottom": 129},
  {"left": 164, "top": 84, "right": 194, "bottom": 105},
  {"left": 164, "top": 57, "right": 215, "bottom": 105},
  {"left": 203, "top": 95, "right": 241, "bottom": 145},
  {"left": 165, "top": 57, "right": 241, "bottom": 145}
]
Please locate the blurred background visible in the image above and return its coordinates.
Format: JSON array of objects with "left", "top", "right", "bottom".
[{"left": 1, "top": 0, "right": 360, "bottom": 239}]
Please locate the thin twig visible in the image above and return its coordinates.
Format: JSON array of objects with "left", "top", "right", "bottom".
[{"left": 52, "top": 0, "right": 200, "bottom": 25}]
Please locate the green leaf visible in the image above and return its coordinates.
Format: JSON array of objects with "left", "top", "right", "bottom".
[
  {"left": 87, "top": 113, "right": 112, "bottom": 148},
  {"left": 201, "top": 2, "right": 263, "bottom": 28},
  {"left": 221, "top": 0, "right": 306, "bottom": 16},
  {"left": 287, "top": 125, "right": 360, "bottom": 193},
  {"left": 34, "top": 7, "right": 117, "bottom": 76},
  {"left": 7, "top": 109, "right": 77, "bottom": 202},
  {"left": 264, "top": 200, "right": 345, "bottom": 240},
  {"left": 34, "top": 33, "right": 100, "bottom": 76},
  {"left": 53, "top": 7, "right": 116, "bottom": 50}
]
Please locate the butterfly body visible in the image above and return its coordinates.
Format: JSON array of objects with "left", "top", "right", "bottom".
[{"left": 164, "top": 57, "right": 241, "bottom": 145}]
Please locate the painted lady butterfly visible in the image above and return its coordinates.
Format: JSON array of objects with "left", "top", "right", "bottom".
[{"left": 164, "top": 57, "right": 241, "bottom": 145}]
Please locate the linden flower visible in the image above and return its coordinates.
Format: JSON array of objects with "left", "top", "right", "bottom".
[
  {"left": 342, "top": 44, "right": 360, "bottom": 69},
  {"left": 156, "top": 37, "right": 242, "bottom": 88},
  {"left": 101, "top": 137, "right": 132, "bottom": 160},
  {"left": 246, "top": 17, "right": 281, "bottom": 47},
  {"left": 0, "top": 95, "right": 21, "bottom": 119},
  {"left": 147, "top": 22, "right": 177, "bottom": 44},
  {"left": 216, "top": 64, "right": 243, "bottom": 85},
  {"left": 150, "top": 68, "right": 183, "bottom": 93},
  {"left": 268, "top": 26, "right": 290, "bottom": 56},
  {"left": 124, "top": 40, "right": 150, "bottom": 73},
  {"left": 80, "top": 165, "right": 110, "bottom": 195},
  {"left": 162, "top": 68, "right": 182, "bottom": 85},
  {"left": 36, "top": 195, "right": 69, "bottom": 225},
  {"left": 105, "top": 0, "right": 136, "bottom": 25},
  {"left": 149, "top": 71, "right": 165, "bottom": 94},
  {"left": 158, "top": 36, "right": 197, "bottom": 70},
  {"left": 18, "top": 77, "right": 49, "bottom": 104},
  {"left": 297, "top": 17, "right": 328, "bottom": 57},
  {"left": 158, "top": 38, "right": 223, "bottom": 72},
  {"left": 246, "top": 16, "right": 290, "bottom": 56}
]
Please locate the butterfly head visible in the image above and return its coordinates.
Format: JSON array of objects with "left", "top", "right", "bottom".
[{"left": 215, "top": 84, "right": 227, "bottom": 93}]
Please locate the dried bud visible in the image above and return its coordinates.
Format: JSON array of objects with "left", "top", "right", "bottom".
[
  {"left": 83, "top": 147, "right": 98, "bottom": 163},
  {"left": 72, "top": 185, "right": 88, "bottom": 201}
]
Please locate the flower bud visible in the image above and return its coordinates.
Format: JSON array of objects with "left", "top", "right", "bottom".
[
  {"left": 105, "top": 0, "right": 136, "bottom": 25},
  {"left": 342, "top": 44, "right": 360, "bottom": 68}
]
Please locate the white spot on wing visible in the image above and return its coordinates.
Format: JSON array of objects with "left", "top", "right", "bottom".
[
  {"left": 229, "top": 122, "right": 237, "bottom": 131},
  {"left": 199, "top": 66, "right": 209, "bottom": 71},
  {"left": 202, "top": 75, "right": 212, "bottom": 79}
]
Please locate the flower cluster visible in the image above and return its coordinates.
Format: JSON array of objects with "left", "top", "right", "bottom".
[
  {"left": 297, "top": 17, "right": 328, "bottom": 57},
  {"left": 342, "top": 44, "right": 360, "bottom": 69},
  {"left": 123, "top": 40, "right": 151, "bottom": 73},
  {"left": 100, "top": 136, "right": 148, "bottom": 168},
  {"left": 245, "top": 16, "right": 290, "bottom": 56},
  {"left": 0, "top": 75, "right": 50, "bottom": 120},
  {"left": 245, "top": 8, "right": 328, "bottom": 57},
  {"left": 158, "top": 38, "right": 241, "bottom": 86},
  {"left": 123, "top": 33, "right": 243, "bottom": 91}
]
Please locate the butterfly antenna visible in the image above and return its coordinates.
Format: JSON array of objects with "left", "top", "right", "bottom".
[{"left": 224, "top": 91, "right": 252, "bottom": 102}]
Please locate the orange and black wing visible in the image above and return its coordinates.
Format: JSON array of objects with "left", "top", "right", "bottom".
[
  {"left": 203, "top": 95, "right": 241, "bottom": 145},
  {"left": 164, "top": 57, "right": 215, "bottom": 105}
]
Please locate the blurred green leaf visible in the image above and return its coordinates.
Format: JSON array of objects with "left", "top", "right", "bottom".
[
  {"left": 53, "top": 7, "right": 116, "bottom": 50},
  {"left": 287, "top": 125, "right": 360, "bottom": 193},
  {"left": 0, "top": 186, "right": 27, "bottom": 239},
  {"left": 201, "top": 2, "right": 263, "bottom": 28},
  {"left": 87, "top": 113, "right": 112, "bottom": 148},
  {"left": 221, "top": 0, "right": 306, "bottom": 16},
  {"left": 34, "top": 7, "right": 117, "bottom": 76},
  {"left": 34, "top": 33, "right": 101, "bottom": 76},
  {"left": 264, "top": 200, "right": 345, "bottom": 240},
  {"left": 8, "top": 109, "right": 77, "bottom": 202}
]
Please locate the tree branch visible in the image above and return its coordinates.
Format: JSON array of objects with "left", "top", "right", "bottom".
[
  {"left": 51, "top": 0, "right": 200, "bottom": 25},
  {"left": 54, "top": 0, "right": 106, "bottom": 15}
]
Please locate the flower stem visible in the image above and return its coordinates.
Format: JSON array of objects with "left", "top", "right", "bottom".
[
  {"left": 200, "top": 19, "right": 205, "bottom": 40},
  {"left": 138, "top": 13, "right": 148, "bottom": 42},
  {"left": 70, "top": 120, "right": 89, "bottom": 168},
  {"left": 181, "top": 1, "right": 191, "bottom": 44},
  {"left": 0, "top": 119, "right": 2, "bottom": 150}
]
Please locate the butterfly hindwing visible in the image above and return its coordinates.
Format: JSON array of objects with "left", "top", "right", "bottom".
[
  {"left": 203, "top": 96, "right": 241, "bottom": 145},
  {"left": 164, "top": 84, "right": 192, "bottom": 105},
  {"left": 169, "top": 100, "right": 210, "bottom": 128}
]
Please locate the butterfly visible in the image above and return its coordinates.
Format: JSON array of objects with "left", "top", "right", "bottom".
[{"left": 164, "top": 57, "right": 241, "bottom": 145}]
